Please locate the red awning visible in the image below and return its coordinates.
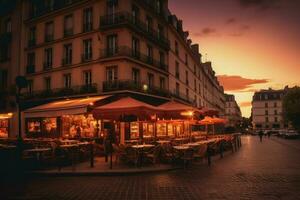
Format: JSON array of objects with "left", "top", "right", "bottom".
[
  {"left": 199, "top": 116, "right": 227, "bottom": 125},
  {"left": 157, "top": 101, "right": 202, "bottom": 120},
  {"left": 92, "top": 97, "right": 163, "bottom": 121}
]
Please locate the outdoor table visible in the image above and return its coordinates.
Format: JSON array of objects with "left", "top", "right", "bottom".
[
  {"left": 0, "top": 144, "right": 16, "bottom": 149},
  {"left": 131, "top": 144, "right": 155, "bottom": 167},
  {"left": 60, "top": 140, "right": 78, "bottom": 145},
  {"left": 173, "top": 146, "right": 190, "bottom": 150},
  {"left": 125, "top": 140, "right": 139, "bottom": 144},
  {"left": 77, "top": 142, "right": 89, "bottom": 146},
  {"left": 157, "top": 140, "right": 171, "bottom": 145},
  {"left": 60, "top": 144, "right": 79, "bottom": 148},
  {"left": 183, "top": 143, "right": 201, "bottom": 147},
  {"left": 24, "top": 148, "right": 51, "bottom": 162}
]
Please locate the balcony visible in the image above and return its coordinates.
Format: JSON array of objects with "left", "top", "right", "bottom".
[
  {"left": 28, "top": 39, "right": 36, "bottom": 47},
  {"left": 133, "top": 0, "right": 167, "bottom": 20},
  {"left": 0, "top": 32, "right": 12, "bottom": 44},
  {"left": 103, "top": 79, "right": 170, "bottom": 98},
  {"left": 99, "top": 46, "right": 168, "bottom": 71},
  {"left": 22, "top": 83, "right": 98, "bottom": 101},
  {"left": 44, "top": 34, "right": 54, "bottom": 43},
  {"left": 99, "top": 12, "right": 170, "bottom": 50},
  {"left": 61, "top": 58, "right": 72, "bottom": 66},
  {"left": 43, "top": 62, "right": 52, "bottom": 71},
  {"left": 28, "top": 0, "right": 85, "bottom": 20},
  {"left": 82, "top": 23, "right": 93, "bottom": 33},
  {"left": 81, "top": 53, "right": 93, "bottom": 63},
  {"left": 171, "top": 89, "right": 194, "bottom": 105},
  {"left": 64, "top": 28, "right": 73, "bottom": 37},
  {"left": 26, "top": 65, "right": 35, "bottom": 74}
]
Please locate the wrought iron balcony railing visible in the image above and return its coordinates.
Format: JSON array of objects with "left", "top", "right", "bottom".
[
  {"left": 103, "top": 79, "right": 170, "bottom": 98},
  {"left": 22, "top": 83, "right": 98, "bottom": 100},
  {"left": 64, "top": 28, "right": 74, "bottom": 37},
  {"left": 81, "top": 53, "right": 93, "bottom": 63},
  {"left": 99, "top": 46, "right": 168, "bottom": 71},
  {"left": 26, "top": 65, "right": 35, "bottom": 74},
  {"left": 100, "top": 12, "right": 170, "bottom": 50}
]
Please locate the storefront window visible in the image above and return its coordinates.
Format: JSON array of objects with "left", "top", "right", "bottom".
[
  {"left": 130, "top": 122, "right": 139, "bottom": 139},
  {"left": 27, "top": 119, "right": 41, "bottom": 135},
  {"left": 143, "top": 123, "right": 154, "bottom": 139},
  {"left": 156, "top": 123, "right": 167, "bottom": 137},
  {"left": 0, "top": 119, "right": 9, "bottom": 138},
  {"left": 27, "top": 117, "right": 58, "bottom": 137},
  {"left": 167, "top": 124, "right": 174, "bottom": 137},
  {"left": 62, "top": 114, "right": 98, "bottom": 138},
  {"left": 42, "top": 118, "right": 57, "bottom": 135}
]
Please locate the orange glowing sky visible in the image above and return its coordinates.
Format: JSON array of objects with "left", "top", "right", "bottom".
[{"left": 169, "top": 0, "right": 300, "bottom": 117}]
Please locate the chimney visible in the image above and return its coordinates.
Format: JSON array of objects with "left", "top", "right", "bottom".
[{"left": 191, "top": 44, "right": 199, "bottom": 53}]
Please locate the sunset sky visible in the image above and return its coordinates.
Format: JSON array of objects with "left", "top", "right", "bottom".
[{"left": 169, "top": 0, "right": 300, "bottom": 117}]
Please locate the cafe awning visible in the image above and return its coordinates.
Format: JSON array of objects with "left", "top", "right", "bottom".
[
  {"left": 199, "top": 116, "right": 227, "bottom": 125},
  {"left": 158, "top": 101, "right": 202, "bottom": 119},
  {"left": 92, "top": 97, "right": 163, "bottom": 120},
  {"left": 23, "top": 96, "right": 110, "bottom": 118}
]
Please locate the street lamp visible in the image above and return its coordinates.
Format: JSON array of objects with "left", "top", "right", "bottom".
[{"left": 15, "top": 76, "right": 28, "bottom": 139}]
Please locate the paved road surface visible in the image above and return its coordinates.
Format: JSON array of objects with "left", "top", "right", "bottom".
[{"left": 1, "top": 136, "right": 300, "bottom": 200}]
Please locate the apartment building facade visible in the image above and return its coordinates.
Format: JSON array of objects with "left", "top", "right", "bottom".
[
  {"left": 0, "top": 0, "right": 225, "bottom": 137},
  {"left": 252, "top": 87, "right": 290, "bottom": 130},
  {"left": 224, "top": 94, "right": 242, "bottom": 128}
]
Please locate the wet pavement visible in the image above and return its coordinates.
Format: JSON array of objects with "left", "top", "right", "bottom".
[{"left": 1, "top": 136, "right": 300, "bottom": 200}]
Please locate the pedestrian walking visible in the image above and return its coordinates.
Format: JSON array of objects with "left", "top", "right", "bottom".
[
  {"left": 259, "top": 130, "right": 263, "bottom": 142},
  {"left": 267, "top": 131, "right": 271, "bottom": 138}
]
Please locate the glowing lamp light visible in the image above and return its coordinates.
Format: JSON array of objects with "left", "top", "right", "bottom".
[
  {"left": 180, "top": 111, "right": 194, "bottom": 117},
  {"left": 143, "top": 84, "right": 148, "bottom": 91},
  {"left": 89, "top": 102, "right": 94, "bottom": 106}
]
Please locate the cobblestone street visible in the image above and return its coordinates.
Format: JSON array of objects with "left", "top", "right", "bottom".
[{"left": 2, "top": 136, "right": 300, "bottom": 200}]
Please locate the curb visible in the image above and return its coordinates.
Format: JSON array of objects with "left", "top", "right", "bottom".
[{"left": 24, "top": 166, "right": 181, "bottom": 177}]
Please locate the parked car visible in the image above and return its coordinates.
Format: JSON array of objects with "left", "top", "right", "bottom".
[{"left": 284, "top": 130, "right": 300, "bottom": 139}]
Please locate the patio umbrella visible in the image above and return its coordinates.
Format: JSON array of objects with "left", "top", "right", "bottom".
[{"left": 199, "top": 117, "right": 227, "bottom": 134}]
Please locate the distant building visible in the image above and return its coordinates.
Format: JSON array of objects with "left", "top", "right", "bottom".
[
  {"left": 252, "top": 87, "right": 290, "bottom": 130},
  {"left": 224, "top": 94, "right": 242, "bottom": 128}
]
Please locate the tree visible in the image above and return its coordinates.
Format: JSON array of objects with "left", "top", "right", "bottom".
[{"left": 283, "top": 87, "right": 300, "bottom": 132}]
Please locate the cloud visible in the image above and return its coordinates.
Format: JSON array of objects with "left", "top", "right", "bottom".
[
  {"left": 229, "top": 25, "right": 251, "bottom": 37},
  {"left": 194, "top": 27, "right": 219, "bottom": 37},
  {"left": 217, "top": 75, "right": 269, "bottom": 92},
  {"left": 237, "top": 0, "right": 282, "bottom": 10},
  {"left": 239, "top": 101, "right": 252, "bottom": 107},
  {"left": 225, "top": 18, "right": 237, "bottom": 24}
]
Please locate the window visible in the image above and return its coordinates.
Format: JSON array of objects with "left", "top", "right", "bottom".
[
  {"left": 147, "top": 45, "right": 153, "bottom": 63},
  {"left": 44, "top": 48, "right": 53, "bottom": 69},
  {"left": 158, "top": 25, "right": 164, "bottom": 40},
  {"left": 4, "top": 18, "right": 11, "bottom": 33},
  {"left": 175, "top": 41, "right": 179, "bottom": 55},
  {"left": 63, "top": 74, "right": 72, "bottom": 88},
  {"left": 156, "top": 0, "right": 162, "bottom": 14},
  {"left": 64, "top": 14, "right": 73, "bottom": 37},
  {"left": 132, "top": 37, "right": 140, "bottom": 58},
  {"left": 185, "top": 70, "right": 189, "bottom": 85},
  {"left": 275, "top": 117, "right": 278, "bottom": 122},
  {"left": 83, "top": 70, "right": 92, "bottom": 86},
  {"left": 159, "top": 77, "right": 165, "bottom": 90},
  {"left": 28, "top": 26, "right": 36, "bottom": 47},
  {"left": 194, "top": 64, "right": 196, "bottom": 73},
  {"left": 194, "top": 79, "right": 197, "bottom": 92},
  {"left": 0, "top": 70, "right": 8, "bottom": 90},
  {"left": 27, "top": 80, "right": 33, "bottom": 94},
  {"left": 132, "top": 5, "right": 139, "bottom": 24},
  {"left": 83, "top": 7, "right": 93, "bottom": 32},
  {"left": 265, "top": 117, "right": 269, "bottom": 123},
  {"left": 274, "top": 110, "right": 278, "bottom": 115},
  {"left": 0, "top": 44, "right": 10, "bottom": 61},
  {"left": 176, "top": 82, "right": 180, "bottom": 96},
  {"left": 132, "top": 68, "right": 140, "bottom": 84},
  {"left": 159, "top": 51, "right": 165, "bottom": 67},
  {"left": 147, "top": 73, "right": 154, "bottom": 88},
  {"left": 175, "top": 61, "right": 179, "bottom": 79},
  {"left": 82, "top": 39, "right": 92, "bottom": 61},
  {"left": 63, "top": 44, "right": 72, "bottom": 65},
  {"left": 265, "top": 102, "right": 268, "bottom": 108},
  {"left": 274, "top": 102, "right": 277, "bottom": 107},
  {"left": 265, "top": 110, "right": 268, "bottom": 115},
  {"left": 27, "top": 52, "right": 35, "bottom": 74},
  {"left": 45, "top": 21, "right": 54, "bottom": 42},
  {"left": 107, "top": 35, "right": 118, "bottom": 55},
  {"left": 45, "top": 0, "right": 54, "bottom": 10},
  {"left": 186, "top": 88, "right": 189, "bottom": 100},
  {"left": 199, "top": 83, "right": 201, "bottom": 95},
  {"left": 106, "top": 66, "right": 118, "bottom": 82},
  {"left": 185, "top": 53, "right": 188, "bottom": 65},
  {"left": 146, "top": 16, "right": 153, "bottom": 32},
  {"left": 44, "top": 77, "right": 51, "bottom": 90}
]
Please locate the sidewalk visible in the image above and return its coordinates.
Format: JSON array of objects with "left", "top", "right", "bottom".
[{"left": 25, "top": 156, "right": 179, "bottom": 177}]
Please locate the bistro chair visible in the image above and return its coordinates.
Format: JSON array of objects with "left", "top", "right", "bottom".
[
  {"left": 161, "top": 143, "right": 175, "bottom": 164},
  {"left": 144, "top": 145, "right": 161, "bottom": 165},
  {"left": 113, "top": 144, "right": 127, "bottom": 164},
  {"left": 124, "top": 146, "right": 139, "bottom": 167},
  {"left": 193, "top": 144, "right": 208, "bottom": 161},
  {"left": 181, "top": 148, "right": 194, "bottom": 169}
]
